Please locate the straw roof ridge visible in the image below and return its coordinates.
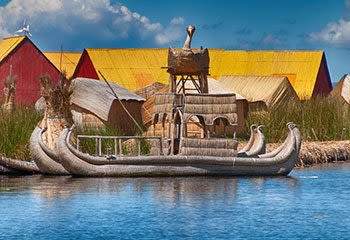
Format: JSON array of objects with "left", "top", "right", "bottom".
[
  {"left": 71, "top": 77, "right": 144, "bottom": 121},
  {"left": 330, "top": 74, "right": 350, "bottom": 104}
]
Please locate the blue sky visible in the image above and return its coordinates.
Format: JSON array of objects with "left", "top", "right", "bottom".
[{"left": 0, "top": 0, "right": 350, "bottom": 84}]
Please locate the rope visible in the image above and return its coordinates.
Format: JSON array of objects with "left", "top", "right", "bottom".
[{"left": 98, "top": 70, "right": 144, "bottom": 133}]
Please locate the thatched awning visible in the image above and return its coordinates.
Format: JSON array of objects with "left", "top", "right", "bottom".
[
  {"left": 152, "top": 93, "right": 237, "bottom": 126},
  {"left": 183, "top": 94, "right": 237, "bottom": 126},
  {"left": 70, "top": 78, "right": 145, "bottom": 121}
]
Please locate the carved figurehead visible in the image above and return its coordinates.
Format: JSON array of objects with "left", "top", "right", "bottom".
[
  {"left": 183, "top": 25, "right": 196, "bottom": 50},
  {"left": 167, "top": 25, "right": 209, "bottom": 75}
]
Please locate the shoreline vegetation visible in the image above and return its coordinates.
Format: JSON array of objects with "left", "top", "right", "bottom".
[
  {"left": 246, "top": 96, "right": 350, "bottom": 142},
  {"left": 0, "top": 107, "right": 40, "bottom": 160},
  {"left": 1, "top": 96, "right": 350, "bottom": 167}
]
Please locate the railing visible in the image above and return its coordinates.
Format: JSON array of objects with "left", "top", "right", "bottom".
[{"left": 76, "top": 135, "right": 163, "bottom": 157}]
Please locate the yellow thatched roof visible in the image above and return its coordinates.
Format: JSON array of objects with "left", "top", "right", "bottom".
[
  {"left": 210, "top": 50, "right": 326, "bottom": 100},
  {"left": 219, "top": 75, "right": 300, "bottom": 109},
  {"left": 44, "top": 52, "right": 81, "bottom": 77},
  {"left": 0, "top": 36, "right": 25, "bottom": 62},
  {"left": 77, "top": 49, "right": 328, "bottom": 99},
  {"left": 84, "top": 48, "right": 168, "bottom": 91}
]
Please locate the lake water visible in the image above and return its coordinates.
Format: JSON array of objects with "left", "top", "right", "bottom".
[{"left": 0, "top": 163, "right": 350, "bottom": 240}]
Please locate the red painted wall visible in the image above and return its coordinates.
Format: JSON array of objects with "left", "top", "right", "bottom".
[
  {"left": 0, "top": 38, "right": 61, "bottom": 105},
  {"left": 73, "top": 51, "right": 99, "bottom": 80},
  {"left": 312, "top": 54, "right": 333, "bottom": 97}
]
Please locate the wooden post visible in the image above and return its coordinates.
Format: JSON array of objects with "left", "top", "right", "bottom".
[
  {"left": 182, "top": 75, "right": 186, "bottom": 94},
  {"left": 137, "top": 139, "right": 141, "bottom": 156},
  {"left": 201, "top": 73, "right": 208, "bottom": 93},
  {"left": 168, "top": 120, "right": 171, "bottom": 140},
  {"left": 170, "top": 122, "right": 174, "bottom": 155},
  {"left": 114, "top": 138, "right": 118, "bottom": 156},
  {"left": 119, "top": 139, "right": 123, "bottom": 156},
  {"left": 95, "top": 138, "right": 99, "bottom": 155},
  {"left": 199, "top": 74, "right": 203, "bottom": 93},
  {"left": 159, "top": 137, "right": 163, "bottom": 156},
  {"left": 98, "top": 138, "right": 102, "bottom": 156},
  {"left": 169, "top": 74, "right": 176, "bottom": 92},
  {"left": 162, "top": 121, "right": 165, "bottom": 138}
]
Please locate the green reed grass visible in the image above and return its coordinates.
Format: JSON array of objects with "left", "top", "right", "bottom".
[
  {"left": 0, "top": 97, "right": 348, "bottom": 160},
  {"left": 76, "top": 126, "right": 150, "bottom": 156},
  {"left": 246, "top": 96, "right": 350, "bottom": 143},
  {"left": 0, "top": 107, "right": 41, "bottom": 159}
]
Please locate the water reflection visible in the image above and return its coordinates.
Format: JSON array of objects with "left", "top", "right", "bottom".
[
  {"left": 1, "top": 163, "right": 350, "bottom": 240},
  {"left": 0, "top": 174, "right": 299, "bottom": 203}
]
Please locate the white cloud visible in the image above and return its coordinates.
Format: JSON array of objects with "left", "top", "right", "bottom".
[
  {"left": 309, "top": 19, "right": 350, "bottom": 47},
  {"left": 155, "top": 17, "right": 185, "bottom": 45},
  {"left": 0, "top": 0, "right": 184, "bottom": 47},
  {"left": 308, "top": 1, "right": 350, "bottom": 48}
]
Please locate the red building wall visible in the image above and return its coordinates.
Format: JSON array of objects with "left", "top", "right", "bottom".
[
  {"left": 312, "top": 53, "right": 333, "bottom": 97},
  {"left": 73, "top": 51, "right": 99, "bottom": 80},
  {"left": 0, "top": 38, "right": 61, "bottom": 105}
]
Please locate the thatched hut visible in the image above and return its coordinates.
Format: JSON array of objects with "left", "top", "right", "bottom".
[
  {"left": 218, "top": 75, "right": 300, "bottom": 111},
  {"left": 36, "top": 78, "right": 145, "bottom": 134},
  {"left": 329, "top": 74, "right": 350, "bottom": 105},
  {"left": 183, "top": 78, "right": 248, "bottom": 133},
  {"left": 70, "top": 78, "right": 145, "bottom": 134},
  {"left": 140, "top": 78, "right": 248, "bottom": 136}
]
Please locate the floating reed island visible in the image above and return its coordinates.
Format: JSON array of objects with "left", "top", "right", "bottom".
[{"left": 268, "top": 141, "right": 350, "bottom": 167}]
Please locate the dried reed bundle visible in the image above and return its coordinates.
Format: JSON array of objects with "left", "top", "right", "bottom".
[
  {"left": 40, "top": 73, "right": 73, "bottom": 149},
  {"left": 2, "top": 75, "right": 17, "bottom": 112},
  {"left": 265, "top": 141, "right": 350, "bottom": 167}
]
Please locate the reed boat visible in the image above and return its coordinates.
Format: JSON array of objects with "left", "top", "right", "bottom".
[
  {"left": 0, "top": 157, "right": 39, "bottom": 174},
  {"left": 56, "top": 124, "right": 300, "bottom": 177},
  {"left": 48, "top": 25, "right": 301, "bottom": 177},
  {"left": 29, "top": 127, "right": 69, "bottom": 175}
]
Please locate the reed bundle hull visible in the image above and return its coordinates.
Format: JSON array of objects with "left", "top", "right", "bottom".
[
  {"left": 30, "top": 127, "right": 69, "bottom": 175},
  {"left": 56, "top": 125, "right": 300, "bottom": 177},
  {"left": 0, "top": 157, "right": 39, "bottom": 174}
]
